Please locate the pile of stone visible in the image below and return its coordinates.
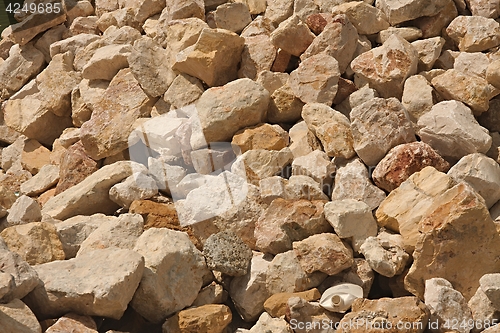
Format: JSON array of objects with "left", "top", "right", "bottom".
[{"left": 2, "top": 0, "right": 500, "bottom": 331}]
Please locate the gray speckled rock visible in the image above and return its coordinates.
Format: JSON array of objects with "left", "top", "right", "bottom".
[{"left": 203, "top": 231, "right": 253, "bottom": 276}]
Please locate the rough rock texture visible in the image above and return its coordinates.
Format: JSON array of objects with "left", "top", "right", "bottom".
[
  {"left": 203, "top": 231, "right": 253, "bottom": 276},
  {"left": 264, "top": 288, "right": 320, "bottom": 318},
  {"left": 232, "top": 123, "right": 289, "bottom": 154},
  {"left": 351, "top": 98, "right": 416, "bottom": 167},
  {"left": 0, "top": 299, "right": 42, "bottom": 333},
  {"left": 23, "top": 248, "right": 144, "bottom": 320},
  {"left": 446, "top": 15, "right": 500, "bottom": 52},
  {"left": 163, "top": 304, "right": 232, "bottom": 333},
  {"left": 372, "top": 142, "right": 450, "bottom": 192},
  {"left": 376, "top": 0, "right": 450, "bottom": 25}
]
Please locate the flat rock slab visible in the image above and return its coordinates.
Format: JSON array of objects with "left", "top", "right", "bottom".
[{"left": 24, "top": 248, "right": 144, "bottom": 320}]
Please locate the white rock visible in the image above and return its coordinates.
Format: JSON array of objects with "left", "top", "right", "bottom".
[
  {"left": 351, "top": 98, "right": 416, "bottom": 166},
  {"left": 109, "top": 172, "right": 158, "bottom": 208},
  {"left": 131, "top": 228, "right": 209, "bottom": 323},
  {"left": 6, "top": 194, "right": 42, "bottom": 228},
  {"left": 288, "top": 121, "right": 322, "bottom": 159},
  {"left": 417, "top": 101, "right": 492, "bottom": 161},
  {"left": 448, "top": 153, "right": 500, "bottom": 209},
  {"left": 292, "top": 150, "right": 335, "bottom": 187},
  {"left": 331, "top": 158, "right": 386, "bottom": 210},
  {"left": 76, "top": 214, "right": 144, "bottom": 256},
  {"left": 24, "top": 248, "right": 144, "bottom": 320},
  {"left": 359, "top": 235, "right": 409, "bottom": 278},
  {"left": 424, "top": 278, "right": 472, "bottom": 333},
  {"left": 324, "top": 199, "right": 378, "bottom": 251},
  {"left": 402, "top": 75, "right": 436, "bottom": 123},
  {"left": 249, "top": 312, "right": 291, "bottom": 333},
  {"left": 454, "top": 52, "right": 490, "bottom": 78},
  {"left": 147, "top": 158, "right": 186, "bottom": 198}
]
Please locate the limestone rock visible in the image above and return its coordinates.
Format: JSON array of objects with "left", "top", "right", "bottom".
[
  {"left": 229, "top": 252, "right": 272, "bottom": 321},
  {"left": 336, "top": 85, "right": 379, "bottom": 118},
  {"left": 192, "top": 282, "right": 228, "bottom": 307},
  {"left": 265, "top": 0, "right": 294, "bottom": 25},
  {"left": 266, "top": 250, "right": 326, "bottom": 295},
  {"left": 259, "top": 175, "right": 329, "bottom": 203},
  {"left": 324, "top": 199, "right": 378, "bottom": 251},
  {"left": 214, "top": 2, "right": 251, "bottom": 33},
  {"left": 109, "top": 173, "right": 158, "bottom": 208},
  {"left": 232, "top": 124, "right": 289, "bottom": 154},
  {"left": 248, "top": 312, "right": 291, "bottom": 333},
  {"left": 466, "top": 0, "right": 500, "bottom": 18},
  {"left": 468, "top": 287, "right": 500, "bottom": 333},
  {"left": 194, "top": 78, "right": 269, "bottom": 145},
  {"left": 332, "top": 158, "right": 387, "bottom": 210},
  {"left": 45, "top": 313, "right": 98, "bottom": 333},
  {"left": 267, "top": 84, "right": 304, "bottom": 123},
  {"left": 293, "top": 233, "right": 353, "bottom": 275},
  {"left": 24, "top": 248, "right": 144, "bottom": 320},
  {"left": 405, "top": 182, "right": 500, "bottom": 300},
  {"left": 417, "top": 101, "right": 492, "bottom": 161},
  {"left": 20, "top": 165, "right": 59, "bottom": 196},
  {"left": 446, "top": 15, "right": 500, "bottom": 52},
  {"left": 454, "top": 52, "right": 490, "bottom": 78},
  {"left": 80, "top": 69, "right": 155, "bottom": 160},
  {"left": 412, "top": 0, "right": 458, "bottom": 39},
  {"left": 331, "top": 1, "right": 390, "bottom": 35},
  {"left": 336, "top": 297, "right": 429, "bottom": 333},
  {"left": 163, "top": 0, "right": 205, "bottom": 21},
  {"left": 131, "top": 228, "right": 209, "bottom": 323},
  {"left": 377, "top": 27, "right": 423, "bottom": 44},
  {"left": 351, "top": 34, "right": 419, "bottom": 99},
  {"left": 360, "top": 235, "right": 409, "bottom": 278},
  {"left": 0, "top": 299, "right": 42, "bottom": 333},
  {"left": 292, "top": 150, "right": 335, "bottom": 189},
  {"left": 164, "top": 73, "right": 204, "bottom": 109},
  {"left": 173, "top": 28, "right": 245, "bottom": 87},
  {"left": 431, "top": 69, "right": 491, "bottom": 115},
  {"left": 0, "top": 238, "right": 39, "bottom": 302},
  {"left": 82, "top": 44, "right": 131, "bottom": 81},
  {"left": 55, "top": 214, "right": 111, "bottom": 259},
  {"left": 42, "top": 161, "right": 144, "bottom": 220},
  {"left": 5, "top": 9, "right": 66, "bottom": 46},
  {"left": 264, "top": 289, "right": 320, "bottom": 318},
  {"left": 487, "top": 59, "right": 500, "bottom": 89},
  {"left": 376, "top": 0, "right": 450, "bottom": 25},
  {"left": 255, "top": 199, "right": 332, "bottom": 255},
  {"left": 203, "top": 231, "right": 252, "bottom": 276},
  {"left": 288, "top": 121, "right": 322, "bottom": 159},
  {"left": 301, "top": 15, "right": 358, "bottom": 74},
  {"left": 401, "top": 74, "right": 437, "bottom": 122},
  {"left": 231, "top": 148, "right": 293, "bottom": 186},
  {"left": 163, "top": 304, "right": 232, "bottom": 333},
  {"left": 372, "top": 142, "right": 450, "bottom": 192},
  {"left": 351, "top": 98, "right": 416, "bottom": 167},
  {"left": 302, "top": 103, "right": 355, "bottom": 159},
  {"left": 76, "top": 213, "right": 144, "bottom": 256},
  {"left": 424, "top": 278, "right": 473, "bottom": 333},
  {"left": 411, "top": 37, "right": 445, "bottom": 72},
  {"left": 6, "top": 195, "right": 42, "bottom": 227},
  {"left": 289, "top": 53, "right": 340, "bottom": 105},
  {"left": 286, "top": 297, "right": 341, "bottom": 333},
  {"left": 270, "top": 15, "right": 315, "bottom": 57},
  {"left": 1, "top": 222, "right": 65, "bottom": 265}
]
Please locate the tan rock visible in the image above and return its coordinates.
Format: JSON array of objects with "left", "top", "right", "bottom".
[
  {"left": 293, "top": 233, "right": 353, "bottom": 275},
  {"left": 255, "top": 199, "right": 332, "bottom": 255},
  {"left": 487, "top": 59, "right": 500, "bottom": 89},
  {"left": 119, "top": 0, "right": 165, "bottom": 24},
  {"left": 96, "top": 8, "right": 142, "bottom": 32},
  {"left": 332, "top": 1, "right": 390, "bottom": 35},
  {"left": 0, "top": 43, "right": 45, "bottom": 100},
  {"left": 265, "top": 0, "right": 294, "bottom": 25},
  {"left": 238, "top": 34, "right": 277, "bottom": 80},
  {"left": 248, "top": 312, "right": 291, "bottom": 333},
  {"left": 270, "top": 15, "right": 315, "bottom": 57},
  {"left": 412, "top": 0, "right": 458, "bottom": 38},
  {"left": 336, "top": 85, "right": 379, "bottom": 118},
  {"left": 80, "top": 69, "right": 155, "bottom": 160},
  {"left": 5, "top": 10, "right": 66, "bottom": 46},
  {"left": 71, "top": 79, "right": 109, "bottom": 127},
  {"left": 232, "top": 123, "right": 289, "bottom": 154},
  {"left": 351, "top": 34, "right": 419, "bottom": 99},
  {"left": 0, "top": 299, "right": 42, "bottom": 333},
  {"left": 292, "top": 150, "right": 335, "bottom": 188},
  {"left": 69, "top": 16, "right": 100, "bottom": 36},
  {"left": 0, "top": 222, "right": 65, "bottom": 265},
  {"left": 82, "top": 44, "right": 131, "bottom": 81},
  {"left": 405, "top": 182, "right": 500, "bottom": 300},
  {"left": 158, "top": 17, "right": 208, "bottom": 54},
  {"left": 194, "top": 78, "right": 269, "bottom": 144},
  {"left": 264, "top": 289, "right": 320, "bottom": 318},
  {"left": 45, "top": 313, "right": 98, "bottom": 333},
  {"left": 454, "top": 52, "right": 490, "bottom": 78},
  {"left": 49, "top": 33, "right": 100, "bottom": 60},
  {"left": 336, "top": 297, "right": 429, "bottom": 333},
  {"left": 20, "top": 165, "right": 59, "bottom": 196},
  {"left": 164, "top": 73, "right": 204, "bottom": 110},
  {"left": 163, "top": 304, "right": 231, "bottom": 333},
  {"left": 324, "top": 199, "right": 378, "bottom": 251},
  {"left": 24, "top": 248, "right": 144, "bottom": 320},
  {"left": 376, "top": 0, "right": 449, "bottom": 25},
  {"left": 5, "top": 195, "right": 42, "bottom": 228},
  {"left": 332, "top": 158, "right": 386, "bottom": 210},
  {"left": 288, "top": 121, "right": 322, "bottom": 159},
  {"left": 173, "top": 28, "right": 245, "bottom": 87},
  {"left": 351, "top": 98, "right": 416, "bottom": 167},
  {"left": 256, "top": 70, "right": 288, "bottom": 94},
  {"left": 411, "top": 37, "right": 445, "bottom": 72},
  {"left": 267, "top": 83, "right": 304, "bottom": 123},
  {"left": 214, "top": 2, "right": 251, "bottom": 33},
  {"left": 192, "top": 282, "right": 228, "bottom": 307},
  {"left": 417, "top": 101, "right": 492, "bottom": 161},
  {"left": 446, "top": 15, "right": 500, "bottom": 52},
  {"left": 466, "top": 0, "right": 500, "bottom": 18},
  {"left": 42, "top": 161, "right": 143, "bottom": 220},
  {"left": 128, "top": 36, "right": 175, "bottom": 97},
  {"left": 289, "top": 54, "right": 340, "bottom": 105},
  {"left": 241, "top": 15, "right": 275, "bottom": 37},
  {"left": 373, "top": 142, "right": 450, "bottom": 192},
  {"left": 163, "top": 0, "right": 204, "bottom": 21},
  {"left": 401, "top": 75, "right": 437, "bottom": 122},
  {"left": 302, "top": 103, "right": 355, "bottom": 159},
  {"left": 431, "top": 69, "right": 491, "bottom": 115},
  {"left": 301, "top": 15, "right": 358, "bottom": 74},
  {"left": 359, "top": 235, "right": 409, "bottom": 278}
]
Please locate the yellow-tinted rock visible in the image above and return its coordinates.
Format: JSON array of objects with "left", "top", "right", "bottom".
[
  {"left": 264, "top": 288, "right": 321, "bottom": 317},
  {"left": 162, "top": 304, "right": 232, "bottom": 333}
]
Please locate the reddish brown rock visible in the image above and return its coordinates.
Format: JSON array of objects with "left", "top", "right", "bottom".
[
  {"left": 305, "top": 13, "right": 330, "bottom": 35},
  {"left": 372, "top": 142, "right": 450, "bottom": 192},
  {"left": 55, "top": 141, "right": 98, "bottom": 195}
]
